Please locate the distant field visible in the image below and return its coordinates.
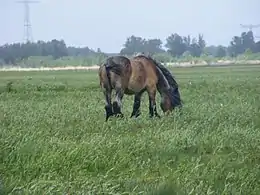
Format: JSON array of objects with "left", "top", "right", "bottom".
[
  {"left": 0, "top": 59, "right": 260, "bottom": 71},
  {"left": 0, "top": 65, "right": 260, "bottom": 194}
]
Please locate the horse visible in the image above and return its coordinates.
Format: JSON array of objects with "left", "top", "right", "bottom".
[{"left": 98, "top": 54, "right": 182, "bottom": 121}]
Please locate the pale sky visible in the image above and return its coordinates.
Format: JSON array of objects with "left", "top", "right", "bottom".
[{"left": 1, "top": 0, "right": 259, "bottom": 53}]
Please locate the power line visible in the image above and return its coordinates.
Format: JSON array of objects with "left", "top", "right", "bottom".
[
  {"left": 240, "top": 24, "right": 260, "bottom": 40},
  {"left": 240, "top": 24, "right": 260, "bottom": 31},
  {"left": 16, "top": 0, "right": 40, "bottom": 43}
]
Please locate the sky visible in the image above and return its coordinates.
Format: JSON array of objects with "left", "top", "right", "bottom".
[{"left": 1, "top": 0, "right": 259, "bottom": 53}]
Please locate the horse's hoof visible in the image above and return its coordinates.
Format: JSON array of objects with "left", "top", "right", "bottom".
[
  {"left": 130, "top": 112, "right": 141, "bottom": 118},
  {"left": 135, "top": 112, "right": 141, "bottom": 118},
  {"left": 149, "top": 114, "right": 161, "bottom": 119},
  {"left": 115, "top": 113, "right": 124, "bottom": 118}
]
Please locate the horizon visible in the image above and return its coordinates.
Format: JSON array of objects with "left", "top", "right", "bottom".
[{"left": 1, "top": 0, "right": 259, "bottom": 53}]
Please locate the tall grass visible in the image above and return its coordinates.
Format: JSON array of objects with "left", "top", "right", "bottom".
[{"left": 0, "top": 65, "right": 260, "bottom": 194}]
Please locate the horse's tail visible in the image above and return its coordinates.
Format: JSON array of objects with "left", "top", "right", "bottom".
[
  {"left": 98, "top": 62, "right": 112, "bottom": 90},
  {"left": 104, "top": 62, "right": 113, "bottom": 89},
  {"left": 135, "top": 54, "right": 183, "bottom": 108}
]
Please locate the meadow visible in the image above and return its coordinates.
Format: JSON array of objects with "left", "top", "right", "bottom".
[{"left": 0, "top": 64, "right": 260, "bottom": 194}]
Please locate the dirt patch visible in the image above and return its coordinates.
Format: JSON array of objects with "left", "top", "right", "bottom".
[
  {"left": 0, "top": 65, "right": 100, "bottom": 71},
  {"left": 0, "top": 60, "right": 259, "bottom": 71}
]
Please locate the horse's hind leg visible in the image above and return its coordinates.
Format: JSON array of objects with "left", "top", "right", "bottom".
[
  {"left": 112, "top": 87, "right": 124, "bottom": 118},
  {"left": 147, "top": 85, "right": 160, "bottom": 118},
  {"left": 103, "top": 88, "right": 113, "bottom": 121},
  {"left": 130, "top": 89, "right": 145, "bottom": 118}
]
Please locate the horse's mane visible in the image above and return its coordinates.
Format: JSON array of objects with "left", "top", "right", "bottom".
[{"left": 133, "top": 54, "right": 179, "bottom": 88}]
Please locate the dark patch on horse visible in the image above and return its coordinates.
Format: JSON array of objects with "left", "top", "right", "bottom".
[
  {"left": 124, "top": 88, "right": 135, "bottom": 95},
  {"left": 106, "top": 56, "right": 130, "bottom": 76}
]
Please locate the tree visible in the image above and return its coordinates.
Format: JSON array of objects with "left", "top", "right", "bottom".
[
  {"left": 165, "top": 33, "right": 186, "bottom": 57},
  {"left": 165, "top": 33, "right": 206, "bottom": 57},
  {"left": 1, "top": 30, "right": 260, "bottom": 66},
  {"left": 255, "top": 41, "right": 260, "bottom": 53},
  {"left": 229, "top": 36, "right": 243, "bottom": 56},
  {"left": 215, "top": 46, "right": 226, "bottom": 58},
  {"left": 120, "top": 35, "right": 164, "bottom": 55},
  {"left": 120, "top": 35, "right": 145, "bottom": 55},
  {"left": 143, "top": 39, "right": 164, "bottom": 55},
  {"left": 0, "top": 39, "right": 99, "bottom": 64},
  {"left": 241, "top": 31, "right": 255, "bottom": 52},
  {"left": 51, "top": 39, "right": 68, "bottom": 59},
  {"left": 198, "top": 34, "right": 206, "bottom": 50},
  {"left": 204, "top": 45, "right": 218, "bottom": 56},
  {"left": 228, "top": 31, "right": 256, "bottom": 56}
]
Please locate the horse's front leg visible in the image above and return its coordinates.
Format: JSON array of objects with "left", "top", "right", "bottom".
[
  {"left": 147, "top": 86, "right": 160, "bottom": 118},
  {"left": 130, "top": 89, "right": 145, "bottom": 118},
  {"left": 112, "top": 88, "right": 124, "bottom": 118}
]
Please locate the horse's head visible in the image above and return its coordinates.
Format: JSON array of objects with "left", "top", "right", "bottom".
[
  {"left": 160, "top": 87, "right": 182, "bottom": 113},
  {"left": 160, "top": 95, "right": 172, "bottom": 113}
]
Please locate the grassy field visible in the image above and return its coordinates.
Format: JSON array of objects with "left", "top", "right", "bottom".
[{"left": 0, "top": 64, "right": 260, "bottom": 194}]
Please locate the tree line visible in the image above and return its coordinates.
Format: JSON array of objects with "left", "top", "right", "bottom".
[
  {"left": 120, "top": 31, "right": 260, "bottom": 58},
  {"left": 0, "top": 40, "right": 104, "bottom": 65},
  {"left": 0, "top": 30, "right": 260, "bottom": 65}
]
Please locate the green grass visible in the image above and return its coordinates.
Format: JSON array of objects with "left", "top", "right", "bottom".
[{"left": 1, "top": 65, "right": 260, "bottom": 194}]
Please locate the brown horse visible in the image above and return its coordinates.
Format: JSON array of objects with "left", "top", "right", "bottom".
[{"left": 98, "top": 54, "right": 182, "bottom": 121}]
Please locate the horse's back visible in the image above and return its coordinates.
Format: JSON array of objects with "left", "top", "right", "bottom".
[
  {"left": 107, "top": 55, "right": 131, "bottom": 67},
  {"left": 130, "top": 57, "right": 158, "bottom": 85},
  {"left": 100, "top": 55, "right": 158, "bottom": 94},
  {"left": 126, "top": 58, "right": 158, "bottom": 92}
]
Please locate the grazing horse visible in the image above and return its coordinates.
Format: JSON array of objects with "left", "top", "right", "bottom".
[{"left": 98, "top": 54, "right": 182, "bottom": 121}]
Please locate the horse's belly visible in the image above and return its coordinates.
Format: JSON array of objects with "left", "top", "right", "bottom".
[
  {"left": 124, "top": 88, "right": 135, "bottom": 95},
  {"left": 126, "top": 82, "right": 145, "bottom": 94}
]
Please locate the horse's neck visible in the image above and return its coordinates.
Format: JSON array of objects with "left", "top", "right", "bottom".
[{"left": 157, "top": 87, "right": 168, "bottom": 98}]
